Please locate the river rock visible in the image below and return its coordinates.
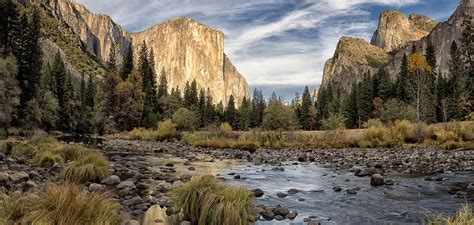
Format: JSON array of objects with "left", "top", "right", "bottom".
[
  {"left": 165, "top": 162, "right": 174, "bottom": 167},
  {"left": 180, "top": 174, "right": 192, "bottom": 183},
  {"left": 277, "top": 192, "right": 288, "bottom": 198},
  {"left": 274, "top": 206, "right": 290, "bottom": 216},
  {"left": 89, "top": 183, "right": 103, "bottom": 192},
  {"left": 117, "top": 181, "right": 136, "bottom": 189},
  {"left": 275, "top": 215, "right": 285, "bottom": 220},
  {"left": 307, "top": 221, "right": 321, "bottom": 225},
  {"left": 262, "top": 209, "right": 275, "bottom": 220},
  {"left": 466, "top": 183, "right": 474, "bottom": 192},
  {"left": 346, "top": 187, "right": 360, "bottom": 195},
  {"left": 286, "top": 211, "right": 298, "bottom": 219},
  {"left": 0, "top": 172, "right": 9, "bottom": 185},
  {"left": 188, "top": 167, "right": 195, "bottom": 171},
  {"left": 355, "top": 167, "right": 380, "bottom": 177},
  {"left": 252, "top": 188, "right": 264, "bottom": 197},
  {"left": 234, "top": 175, "right": 241, "bottom": 179},
  {"left": 333, "top": 186, "right": 342, "bottom": 192},
  {"left": 9, "top": 171, "right": 29, "bottom": 182},
  {"left": 124, "top": 196, "right": 144, "bottom": 207},
  {"left": 384, "top": 179, "right": 394, "bottom": 186},
  {"left": 371, "top": 174, "right": 384, "bottom": 186},
  {"left": 288, "top": 188, "right": 299, "bottom": 194},
  {"left": 102, "top": 175, "right": 121, "bottom": 186},
  {"left": 125, "top": 220, "right": 140, "bottom": 225}
]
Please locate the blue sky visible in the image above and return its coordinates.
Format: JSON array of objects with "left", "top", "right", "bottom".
[{"left": 77, "top": 0, "right": 459, "bottom": 101}]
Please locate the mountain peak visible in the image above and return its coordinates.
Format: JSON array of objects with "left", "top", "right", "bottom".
[{"left": 371, "top": 9, "right": 437, "bottom": 52}]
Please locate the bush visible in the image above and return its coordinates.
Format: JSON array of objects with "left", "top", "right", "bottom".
[
  {"left": 61, "top": 152, "right": 109, "bottom": 183},
  {"left": 322, "top": 113, "right": 346, "bottom": 131},
  {"left": 359, "top": 123, "right": 391, "bottom": 148},
  {"left": 219, "top": 122, "right": 233, "bottom": 132},
  {"left": 172, "top": 108, "right": 198, "bottom": 131},
  {"left": 440, "top": 141, "right": 464, "bottom": 150},
  {"left": 173, "top": 176, "right": 254, "bottom": 225},
  {"left": 393, "top": 120, "right": 417, "bottom": 144},
  {"left": 32, "top": 151, "right": 64, "bottom": 168},
  {"left": 23, "top": 183, "right": 122, "bottom": 225},
  {"left": 156, "top": 119, "right": 177, "bottom": 141},
  {"left": 435, "top": 130, "right": 459, "bottom": 143},
  {"left": 426, "top": 204, "right": 473, "bottom": 225},
  {"left": 57, "top": 146, "right": 89, "bottom": 161},
  {"left": 11, "top": 144, "right": 36, "bottom": 157}
]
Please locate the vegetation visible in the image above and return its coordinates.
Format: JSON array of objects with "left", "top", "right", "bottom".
[
  {"left": 427, "top": 204, "right": 473, "bottom": 225},
  {"left": 173, "top": 176, "right": 255, "bottom": 225},
  {"left": 0, "top": 183, "right": 122, "bottom": 225},
  {"left": 61, "top": 152, "right": 109, "bottom": 183}
]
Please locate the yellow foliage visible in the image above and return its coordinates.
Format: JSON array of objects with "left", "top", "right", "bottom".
[{"left": 408, "top": 52, "right": 432, "bottom": 74}]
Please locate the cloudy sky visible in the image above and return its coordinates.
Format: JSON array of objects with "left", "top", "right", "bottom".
[{"left": 76, "top": 0, "right": 459, "bottom": 100}]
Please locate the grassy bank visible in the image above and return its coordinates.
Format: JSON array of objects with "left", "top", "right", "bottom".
[{"left": 427, "top": 204, "right": 473, "bottom": 225}]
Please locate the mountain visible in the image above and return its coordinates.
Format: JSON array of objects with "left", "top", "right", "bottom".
[
  {"left": 31, "top": 0, "right": 249, "bottom": 105},
  {"left": 321, "top": 0, "right": 473, "bottom": 91}
]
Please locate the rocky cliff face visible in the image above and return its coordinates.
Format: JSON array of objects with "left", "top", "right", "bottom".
[
  {"left": 34, "top": 0, "right": 249, "bottom": 105},
  {"left": 321, "top": 0, "right": 472, "bottom": 91},
  {"left": 321, "top": 37, "right": 388, "bottom": 90},
  {"left": 371, "top": 10, "right": 437, "bottom": 52}
]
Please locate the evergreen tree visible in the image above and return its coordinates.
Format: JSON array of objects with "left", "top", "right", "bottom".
[
  {"left": 197, "top": 88, "right": 206, "bottom": 128},
  {"left": 0, "top": 0, "right": 19, "bottom": 57},
  {"left": 184, "top": 80, "right": 198, "bottom": 108},
  {"left": 376, "top": 69, "right": 393, "bottom": 101},
  {"left": 448, "top": 41, "right": 470, "bottom": 120},
  {"left": 299, "top": 86, "right": 316, "bottom": 130},
  {"left": 343, "top": 82, "right": 358, "bottom": 128},
  {"left": 239, "top": 97, "right": 252, "bottom": 130},
  {"left": 51, "top": 52, "right": 75, "bottom": 132},
  {"left": 356, "top": 74, "right": 373, "bottom": 127},
  {"left": 204, "top": 89, "right": 215, "bottom": 126},
  {"left": 251, "top": 89, "right": 265, "bottom": 127},
  {"left": 120, "top": 42, "right": 133, "bottom": 80},
  {"left": 106, "top": 44, "right": 117, "bottom": 71},
  {"left": 396, "top": 53, "right": 409, "bottom": 102},
  {"left": 13, "top": 9, "right": 43, "bottom": 120},
  {"left": 436, "top": 73, "right": 449, "bottom": 122},
  {"left": 157, "top": 68, "right": 168, "bottom": 98},
  {"left": 138, "top": 42, "right": 159, "bottom": 127},
  {"left": 461, "top": 14, "right": 474, "bottom": 112},
  {"left": 225, "top": 95, "right": 238, "bottom": 129},
  {"left": 0, "top": 55, "right": 21, "bottom": 133},
  {"left": 115, "top": 70, "right": 144, "bottom": 131}
]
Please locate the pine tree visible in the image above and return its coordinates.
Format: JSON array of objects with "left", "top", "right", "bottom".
[
  {"left": 120, "top": 42, "right": 133, "bottom": 80},
  {"left": 448, "top": 41, "right": 469, "bottom": 120},
  {"left": 356, "top": 74, "right": 373, "bottom": 127},
  {"left": 299, "top": 86, "right": 316, "bottom": 130},
  {"left": 376, "top": 69, "right": 393, "bottom": 101},
  {"left": 396, "top": 53, "right": 409, "bottom": 102},
  {"left": 13, "top": 9, "right": 43, "bottom": 119},
  {"left": 343, "top": 82, "right": 358, "bottom": 128},
  {"left": 157, "top": 68, "right": 168, "bottom": 98},
  {"left": 225, "top": 95, "right": 237, "bottom": 129},
  {"left": 239, "top": 97, "right": 252, "bottom": 130},
  {"left": 197, "top": 88, "right": 206, "bottom": 128},
  {"left": 106, "top": 44, "right": 117, "bottom": 71},
  {"left": 251, "top": 89, "right": 265, "bottom": 128},
  {"left": 52, "top": 51, "right": 75, "bottom": 132},
  {"left": 138, "top": 42, "right": 159, "bottom": 127},
  {"left": 204, "top": 89, "right": 215, "bottom": 126},
  {"left": 0, "top": 0, "right": 19, "bottom": 57},
  {"left": 0, "top": 56, "right": 21, "bottom": 132},
  {"left": 461, "top": 14, "right": 474, "bottom": 113}
]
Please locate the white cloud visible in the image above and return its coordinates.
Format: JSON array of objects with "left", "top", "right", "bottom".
[{"left": 76, "top": 0, "right": 422, "bottom": 88}]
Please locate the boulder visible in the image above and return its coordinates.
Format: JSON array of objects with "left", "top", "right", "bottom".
[
  {"left": 261, "top": 210, "right": 275, "bottom": 220},
  {"left": 286, "top": 211, "right": 298, "bottom": 220},
  {"left": 274, "top": 206, "right": 290, "bottom": 217},
  {"left": 117, "top": 180, "right": 136, "bottom": 189},
  {"left": 180, "top": 174, "right": 192, "bottom": 183},
  {"left": 346, "top": 187, "right": 360, "bottom": 195},
  {"left": 89, "top": 183, "right": 103, "bottom": 192},
  {"left": 251, "top": 188, "right": 264, "bottom": 197},
  {"left": 287, "top": 188, "right": 299, "bottom": 194},
  {"left": 101, "top": 175, "right": 121, "bottom": 186},
  {"left": 277, "top": 192, "right": 288, "bottom": 198},
  {"left": 333, "top": 186, "right": 342, "bottom": 192},
  {"left": 370, "top": 174, "right": 384, "bottom": 186},
  {"left": 9, "top": 171, "right": 29, "bottom": 183}
]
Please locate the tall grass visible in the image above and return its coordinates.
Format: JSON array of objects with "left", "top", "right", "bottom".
[
  {"left": 0, "top": 183, "right": 123, "bottom": 225},
  {"left": 173, "top": 176, "right": 255, "bottom": 225},
  {"left": 427, "top": 204, "right": 473, "bottom": 225},
  {"left": 32, "top": 151, "right": 64, "bottom": 168},
  {"left": 57, "top": 145, "right": 89, "bottom": 161},
  {"left": 61, "top": 152, "right": 109, "bottom": 183}
]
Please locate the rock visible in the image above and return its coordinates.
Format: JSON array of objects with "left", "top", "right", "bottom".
[
  {"left": 9, "top": 171, "right": 29, "bottom": 182},
  {"left": 165, "top": 162, "right": 174, "bottom": 167},
  {"left": 275, "top": 215, "right": 285, "bottom": 221},
  {"left": 370, "top": 174, "right": 384, "bottom": 186},
  {"left": 28, "top": 171, "right": 39, "bottom": 179},
  {"left": 307, "top": 221, "right": 321, "bottom": 225},
  {"left": 251, "top": 188, "right": 264, "bottom": 197},
  {"left": 0, "top": 172, "right": 9, "bottom": 185},
  {"left": 287, "top": 188, "right": 299, "bottom": 194},
  {"left": 88, "top": 183, "right": 103, "bottom": 192},
  {"left": 261, "top": 210, "right": 275, "bottom": 220},
  {"left": 102, "top": 175, "right": 121, "bottom": 186},
  {"left": 188, "top": 167, "right": 195, "bottom": 171},
  {"left": 298, "top": 197, "right": 306, "bottom": 201},
  {"left": 346, "top": 187, "right": 360, "bottom": 195},
  {"left": 125, "top": 220, "right": 140, "bottom": 225},
  {"left": 298, "top": 155, "right": 308, "bottom": 162},
  {"left": 277, "top": 192, "right": 288, "bottom": 198},
  {"left": 274, "top": 206, "right": 290, "bottom": 217},
  {"left": 453, "top": 191, "right": 468, "bottom": 198},
  {"left": 272, "top": 167, "right": 285, "bottom": 171},
  {"left": 181, "top": 221, "right": 191, "bottom": 225},
  {"left": 26, "top": 180, "right": 37, "bottom": 189},
  {"left": 333, "top": 186, "right": 342, "bottom": 192},
  {"left": 355, "top": 167, "right": 379, "bottom": 177},
  {"left": 180, "top": 174, "right": 192, "bottom": 183},
  {"left": 233, "top": 175, "right": 241, "bottom": 179},
  {"left": 466, "top": 183, "right": 474, "bottom": 192},
  {"left": 384, "top": 179, "right": 394, "bottom": 186},
  {"left": 117, "top": 181, "right": 135, "bottom": 189},
  {"left": 124, "top": 196, "right": 144, "bottom": 207},
  {"left": 286, "top": 211, "right": 298, "bottom": 220}
]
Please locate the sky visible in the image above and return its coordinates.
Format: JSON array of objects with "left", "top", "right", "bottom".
[{"left": 76, "top": 0, "right": 459, "bottom": 101}]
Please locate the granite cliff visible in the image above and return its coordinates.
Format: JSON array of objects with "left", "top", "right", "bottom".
[{"left": 32, "top": 0, "right": 249, "bottom": 105}]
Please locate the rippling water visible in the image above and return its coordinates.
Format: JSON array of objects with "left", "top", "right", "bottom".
[{"left": 223, "top": 163, "right": 473, "bottom": 225}]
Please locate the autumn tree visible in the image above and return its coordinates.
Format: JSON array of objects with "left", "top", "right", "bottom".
[{"left": 407, "top": 52, "right": 434, "bottom": 122}]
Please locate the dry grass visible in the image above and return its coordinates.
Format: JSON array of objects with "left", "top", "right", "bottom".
[
  {"left": 32, "top": 151, "right": 64, "bottom": 168},
  {"left": 57, "top": 145, "right": 89, "bottom": 161},
  {"left": 173, "top": 176, "right": 255, "bottom": 225},
  {"left": 427, "top": 204, "right": 473, "bottom": 225},
  {"left": 61, "top": 152, "right": 109, "bottom": 183},
  {"left": 1, "top": 183, "right": 123, "bottom": 225}
]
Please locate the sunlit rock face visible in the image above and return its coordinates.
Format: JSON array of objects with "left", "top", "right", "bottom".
[
  {"left": 321, "top": 37, "right": 388, "bottom": 91},
  {"left": 131, "top": 18, "right": 249, "bottom": 106},
  {"left": 371, "top": 10, "right": 437, "bottom": 52},
  {"left": 35, "top": 0, "right": 249, "bottom": 105},
  {"left": 321, "top": 0, "right": 473, "bottom": 92}
]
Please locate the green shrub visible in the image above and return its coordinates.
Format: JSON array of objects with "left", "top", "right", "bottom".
[
  {"left": 11, "top": 144, "right": 37, "bottom": 157},
  {"left": 219, "top": 122, "right": 233, "bottom": 132},
  {"left": 359, "top": 124, "right": 392, "bottom": 148},
  {"left": 57, "top": 146, "right": 89, "bottom": 161},
  {"left": 173, "top": 176, "right": 254, "bottom": 225},
  {"left": 435, "top": 130, "right": 459, "bottom": 143},
  {"left": 22, "top": 183, "right": 122, "bottom": 225},
  {"left": 156, "top": 119, "right": 177, "bottom": 141},
  {"left": 61, "top": 153, "right": 109, "bottom": 183},
  {"left": 172, "top": 108, "right": 198, "bottom": 131},
  {"left": 426, "top": 204, "right": 473, "bottom": 225},
  {"left": 32, "top": 151, "right": 64, "bottom": 168}
]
